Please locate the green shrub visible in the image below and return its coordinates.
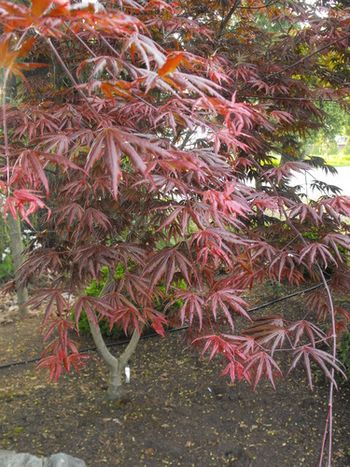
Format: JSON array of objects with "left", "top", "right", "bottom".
[
  {"left": 302, "top": 228, "right": 320, "bottom": 242},
  {"left": 76, "top": 266, "right": 124, "bottom": 339},
  {"left": 77, "top": 309, "right": 124, "bottom": 339},
  {"left": 0, "top": 253, "right": 13, "bottom": 283},
  {"left": 77, "top": 266, "right": 184, "bottom": 338},
  {"left": 339, "top": 332, "right": 350, "bottom": 380}
]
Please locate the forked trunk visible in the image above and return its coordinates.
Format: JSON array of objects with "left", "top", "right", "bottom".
[{"left": 88, "top": 313, "right": 140, "bottom": 400}]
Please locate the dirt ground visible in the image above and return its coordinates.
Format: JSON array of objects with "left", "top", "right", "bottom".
[{"left": 0, "top": 291, "right": 350, "bottom": 466}]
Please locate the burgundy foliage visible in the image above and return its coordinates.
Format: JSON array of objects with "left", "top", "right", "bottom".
[{"left": 0, "top": 0, "right": 350, "bottom": 461}]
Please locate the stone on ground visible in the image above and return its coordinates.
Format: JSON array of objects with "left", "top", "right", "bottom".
[{"left": 0, "top": 451, "right": 86, "bottom": 467}]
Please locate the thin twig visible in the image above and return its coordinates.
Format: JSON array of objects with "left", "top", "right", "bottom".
[
  {"left": 46, "top": 38, "right": 101, "bottom": 122},
  {"left": 270, "top": 33, "right": 350, "bottom": 76},
  {"left": 217, "top": 0, "right": 241, "bottom": 40}
]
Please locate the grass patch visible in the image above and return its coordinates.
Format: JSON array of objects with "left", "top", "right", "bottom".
[{"left": 324, "top": 154, "right": 350, "bottom": 167}]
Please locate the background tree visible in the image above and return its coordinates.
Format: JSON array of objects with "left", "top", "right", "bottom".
[
  {"left": 0, "top": 1, "right": 349, "bottom": 464},
  {"left": 6, "top": 214, "right": 28, "bottom": 313},
  {"left": 1, "top": 61, "right": 28, "bottom": 311},
  {"left": 0, "top": 213, "right": 12, "bottom": 282}
]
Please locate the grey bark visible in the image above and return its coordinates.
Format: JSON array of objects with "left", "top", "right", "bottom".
[
  {"left": 6, "top": 214, "right": 28, "bottom": 315},
  {"left": 88, "top": 308, "right": 141, "bottom": 400}
]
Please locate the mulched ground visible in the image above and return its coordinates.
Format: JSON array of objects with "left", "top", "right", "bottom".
[{"left": 0, "top": 289, "right": 350, "bottom": 466}]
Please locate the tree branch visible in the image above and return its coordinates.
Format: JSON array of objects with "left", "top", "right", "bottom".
[
  {"left": 88, "top": 315, "right": 119, "bottom": 369},
  {"left": 271, "top": 33, "right": 350, "bottom": 76},
  {"left": 217, "top": 0, "right": 241, "bottom": 40},
  {"left": 120, "top": 329, "right": 141, "bottom": 367},
  {"left": 46, "top": 38, "right": 101, "bottom": 122}
]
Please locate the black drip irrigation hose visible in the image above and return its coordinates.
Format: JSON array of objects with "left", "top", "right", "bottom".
[
  {"left": 246, "top": 282, "right": 323, "bottom": 313},
  {"left": 0, "top": 282, "right": 323, "bottom": 371}
]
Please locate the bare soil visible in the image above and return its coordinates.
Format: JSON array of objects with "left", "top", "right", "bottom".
[{"left": 0, "top": 291, "right": 350, "bottom": 466}]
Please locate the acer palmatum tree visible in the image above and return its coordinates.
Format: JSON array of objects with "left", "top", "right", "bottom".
[{"left": 0, "top": 0, "right": 350, "bottom": 463}]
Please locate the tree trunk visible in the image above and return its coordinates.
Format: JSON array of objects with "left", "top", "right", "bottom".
[
  {"left": 6, "top": 214, "right": 28, "bottom": 315},
  {"left": 107, "top": 361, "right": 124, "bottom": 400},
  {"left": 88, "top": 314, "right": 141, "bottom": 400}
]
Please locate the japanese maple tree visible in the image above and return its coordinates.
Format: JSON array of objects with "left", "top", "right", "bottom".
[{"left": 0, "top": 0, "right": 350, "bottom": 464}]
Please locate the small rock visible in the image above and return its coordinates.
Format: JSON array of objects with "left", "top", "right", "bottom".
[
  {"left": 0, "top": 451, "right": 42, "bottom": 467},
  {"left": 144, "top": 448, "right": 155, "bottom": 457},
  {"left": 0, "top": 451, "right": 86, "bottom": 467},
  {"left": 46, "top": 453, "right": 86, "bottom": 467}
]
